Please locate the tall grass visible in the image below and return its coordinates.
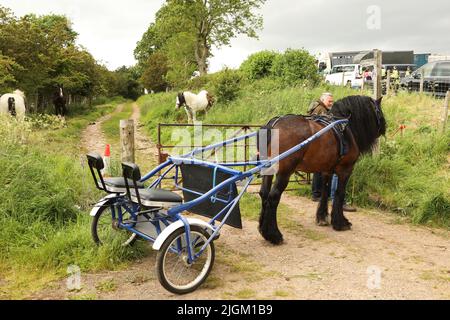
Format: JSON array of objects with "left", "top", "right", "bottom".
[
  {"left": 0, "top": 101, "right": 146, "bottom": 299},
  {"left": 137, "top": 80, "right": 449, "bottom": 228}
]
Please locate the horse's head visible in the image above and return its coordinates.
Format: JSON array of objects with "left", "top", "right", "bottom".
[
  {"left": 52, "top": 84, "right": 64, "bottom": 98},
  {"left": 176, "top": 92, "right": 186, "bottom": 109}
]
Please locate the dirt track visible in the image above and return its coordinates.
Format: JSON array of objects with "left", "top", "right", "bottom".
[{"left": 34, "top": 103, "right": 450, "bottom": 300}]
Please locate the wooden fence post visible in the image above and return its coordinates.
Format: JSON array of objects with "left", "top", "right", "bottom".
[
  {"left": 373, "top": 49, "right": 382, "bottom": 154},
  {"left": 386, "top": 70, "right": 391, "bottom": 96},
  {"left": 442, "top": 91, "right": 449, "bottom": 133},
  {"left": 420, "top": 73, "right": 425, "bottom": 93},
  {"left": 120, "top": 119, "right": 135, "bottom": 163},
  {"left": 373, "top": 49, "right": 383, "bottom": 100}
]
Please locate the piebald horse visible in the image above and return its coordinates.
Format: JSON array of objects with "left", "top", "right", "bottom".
[
  {"left": 0, "top": 90, "right": 26, "bottom": 119},
  {"left": 258, "top": 96, "right": 386, "bottom": 245},
  {"left": 53, "top": 85, "right": 67, "bottom": 116},
  {"left": 176, "top": 90, "right": 215, "bottom": 123}
]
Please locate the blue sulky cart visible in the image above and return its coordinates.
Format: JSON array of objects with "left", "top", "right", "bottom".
[{"left": 87, "top": 119, "right": 348, "bottom": 294}]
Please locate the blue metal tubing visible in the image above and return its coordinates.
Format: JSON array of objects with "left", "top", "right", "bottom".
[
  {"left": 170, "top": 157, "right": 242, "bottom": 176},
  {"left": 246, "top": 119, "right": 349, "bottom": 175},
  {"left": 140, "top": 160, "right": 173, "bottom": 183},
  {"left": 182, "top": 131, "right": 259, "bottom": 158},
  {"left": 196, "top": 176, "right": 254, "bottom": 258},
  {"left": 149, "top": 164, "right": 176, "bottom": 189},
  {"left": 167, "top": 120, "right": 348, "bottom": 217}
]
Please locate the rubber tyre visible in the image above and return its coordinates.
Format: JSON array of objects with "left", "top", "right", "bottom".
[
  {"left": 91, "top": 205, "right": 138, "bottom": 247},
  {"left": 156, "top": 225, "right": 215, "bottom": 295}
]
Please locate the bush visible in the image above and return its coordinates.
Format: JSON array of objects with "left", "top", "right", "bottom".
[
  {"left": 26, "top": 114, "right": 67, "bottom": 130},
  {"left": 211, "top": 68, "right": 244, "bottom": 103},
  {"left": 271, "top": 49, "right": 320, "bottom": 85},
  {"left": 0, "top": 104, "right": 146, "bottom": 297},
  {"left": 186, "top": 74, "right": 214, "bottom": 91},
  {"left": 240, "top": 51, "right": 280, "bottom": 80}
]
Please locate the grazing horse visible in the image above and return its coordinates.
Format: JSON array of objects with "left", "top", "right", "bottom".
[
  {"left": 0, "top": 90, "right": 26, "bottom": 119},
  {"left": 258, "top": 96, "right": 386, "bottom": 245},
  {"left": 53, "top": 85, "right": 67, "bottom": 116},
  {"left": 176, "top": 90, "right": 214, "bottom": 123}
]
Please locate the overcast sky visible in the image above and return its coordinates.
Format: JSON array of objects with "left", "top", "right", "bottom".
[{"left": 2, "top": 0, "right": 450, "bottom": 71}]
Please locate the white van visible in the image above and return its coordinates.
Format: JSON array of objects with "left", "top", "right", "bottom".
[{"left": 325, "top": 64, "right": 363, "bottom": 88}]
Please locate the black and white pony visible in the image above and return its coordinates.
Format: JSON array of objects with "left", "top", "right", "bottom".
[
  {"left": 176, "top": 90, "right": 214, "bottom": 123},
  {"left": 0, "top": 90, "right": 26, "bottom": 119},
  {"left": 53, "top": 85, "right": 67, "bottom": 117}
]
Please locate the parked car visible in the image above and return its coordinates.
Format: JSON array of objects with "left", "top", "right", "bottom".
[
  {"left": 400, "top": 61, "right": 450, "bottom": 97},
  {"left": 325, "top": 64, "right": 363, "bottom": 88}
]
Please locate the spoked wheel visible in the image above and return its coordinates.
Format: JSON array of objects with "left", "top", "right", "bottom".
[
  {"left": 91, "top": 205, "right": 138, "bottom": 247},
  {"left": 156, "top": 225, "right": 215, "bottom": 295}
]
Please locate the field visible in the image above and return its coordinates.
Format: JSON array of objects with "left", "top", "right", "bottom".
[
  {"left": 138, "top": 80, "right": 450, "bottom": 228},
  {"left": 0, "top": 81, "right": 449, "bottom": 300}
]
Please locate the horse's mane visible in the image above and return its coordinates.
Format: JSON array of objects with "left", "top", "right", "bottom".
[{"left": 331, "top": 95, "right": 386, "bottom": 154}]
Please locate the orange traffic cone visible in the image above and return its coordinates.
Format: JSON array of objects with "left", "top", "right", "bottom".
[{"left": 102, "top": 144, "right": 111, "bottom": 177}]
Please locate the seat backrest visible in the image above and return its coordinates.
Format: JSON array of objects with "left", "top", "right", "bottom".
[
  {"left": 122, "top": 162, "right": 142, "bottom": 206},
  {"left": 86, "top": 153, "right": 106, "bottom": 191},
  {"left": 87, "top": 152, "right": 105, "bottom": 169}
]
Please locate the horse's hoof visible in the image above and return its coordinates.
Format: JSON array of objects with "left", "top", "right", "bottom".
[
  {"left": 332, "top": 223, "right": 352, "bottom": 232},
  {"left": 262, "top": 232, "right": 284, "bottom": 245},
  {"left": 317, "top": 220, "right": 330, "bottom": 227}
]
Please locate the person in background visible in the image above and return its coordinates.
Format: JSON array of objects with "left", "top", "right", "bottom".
[
  {"left": 405, "top": 66, "right": 412, "bottom": 77},
  {"left": 308, "top": 93, "right": 334, "bottom": 202},
  {"left": 391, "top": 66, "right": 400, "bottom": 92},
  {"left": 308, "top": 93, "right": 357, "bottom": 212},
  {"left": 363, "top": 68, "right": 373, "bottom": 81}
]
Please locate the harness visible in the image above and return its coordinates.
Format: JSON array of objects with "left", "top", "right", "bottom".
[{"left": 266, "top": 114, "right": 350, "bottom": 158}]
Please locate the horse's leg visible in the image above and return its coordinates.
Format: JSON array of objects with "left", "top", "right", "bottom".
[
  {"left": 316, "top": 173, "right": 332, "bottom": 226},
  {"left": 259, "top": 173, "right": 290, "bottom": 245},
  {"left": 331, "top": 174, "right": 352, "bottom": 231},
  {"left": 258, "top": 174, "right": 274, "bottom": 235},
  {"left": 186, "top": 109, "right": 192, "bottom": 124}
]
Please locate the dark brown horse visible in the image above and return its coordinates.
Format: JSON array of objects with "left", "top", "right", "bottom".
[
  {"left": 258, "top": 95, "right": 386, "bottom": 245},
  {"left": 53, "top": 85, "right": 67, "bottom": 116}
]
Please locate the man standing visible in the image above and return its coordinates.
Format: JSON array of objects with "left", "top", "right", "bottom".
[
  {"left": 308, "top": 92, "right": 334, "bottom": 116},
  {"left": 308, "top": 93, "right": 356, "bottom": 212},
  {"left": 308, "top": 93, "right": 334, "bottom": 202}
]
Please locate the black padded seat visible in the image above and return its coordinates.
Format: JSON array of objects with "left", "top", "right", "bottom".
[
  {"left": 131, "top": 188, "right": 183, "bottom": 208},
  {"left": 102, "top": 177, "right": 145, "bottom": 193}
]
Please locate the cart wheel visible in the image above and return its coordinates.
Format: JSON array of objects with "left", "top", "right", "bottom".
[
  {"left": 156, "top": 225, "right": 215, "bottom": 295},
  {"left": 91, "top": 205, "right": 137, "bottom": 247}
]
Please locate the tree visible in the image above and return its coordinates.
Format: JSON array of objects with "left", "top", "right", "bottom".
[
  {"left": 164, "top": 32, "right": 197, "bottom": 88},
  {"left": 271, "top": 49, "right": 320, "bottom": 85},
  {"left": 0, "top": 53, "right": 20, "bottom": 92},
  {"left": 114, "top": 66, "right": 142, "bottom": 100},
  {"left": 0, "top": 6, "right": 122, "bottom": 110},
  {"left": 240, "top": 50, "right": 279, "bottom": 80},
  {"left": 140, "top": 52, "right": 169, "bottom": 93},
  {"left": 137, "top": 0, "right": 266, "bottom": 76}
]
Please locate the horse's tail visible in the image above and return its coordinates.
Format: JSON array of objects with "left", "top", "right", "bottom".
[{"left": 206, "top": 92, "right": 215, "bottom": 107}]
